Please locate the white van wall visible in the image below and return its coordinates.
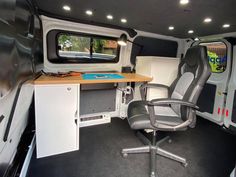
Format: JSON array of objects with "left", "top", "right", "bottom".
[
  {"left": 41, "top": 16, "right": 184, "bottom": 73},
  {"left": 0, "top": 83, "right": 34, "bottom": 173},
  {"left": 41, "top": 16, "right": 128, "bottom": 72}
]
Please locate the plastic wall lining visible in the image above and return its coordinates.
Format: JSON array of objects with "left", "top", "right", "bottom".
[{"left": 0, "top": 0, "right": 43, "bottom": 176}]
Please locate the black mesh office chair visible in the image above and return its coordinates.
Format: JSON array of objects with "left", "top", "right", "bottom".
[{"left": 122, "top": 46, "right": 211, "bottom": 177}]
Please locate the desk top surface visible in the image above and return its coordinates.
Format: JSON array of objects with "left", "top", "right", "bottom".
[{"left": 34, "top": 73, "right": 152, "bottom": 85}]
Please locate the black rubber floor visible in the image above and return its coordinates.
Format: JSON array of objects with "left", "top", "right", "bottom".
[{"left": 27, "top": 118, "right": 236, "bottom": 177}]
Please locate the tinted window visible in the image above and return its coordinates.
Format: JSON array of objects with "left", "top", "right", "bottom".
[
  {"left": 200, "top": 42, "right": 227, "bottom": 73},
  {"left": 57, "top": 33, "right": 119, "bottom": 63},
  {"left": 131, "top": 36, "right": 178, "bottom": 64}
]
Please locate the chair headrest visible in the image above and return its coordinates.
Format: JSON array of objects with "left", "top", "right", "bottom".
[{"left": 184, "top": 45, "right": 208, "bottom": 67}]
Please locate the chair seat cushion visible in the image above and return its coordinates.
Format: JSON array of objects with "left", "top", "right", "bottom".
[{"left": 127, "top": 101, "right": 183, "bottom": 130}]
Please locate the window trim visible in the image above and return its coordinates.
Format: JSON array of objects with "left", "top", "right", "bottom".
[
  {"left": 199, "top": 41, "right": 228, "bottom": 74},
  {"left": 47, "top": 30, "right": 120, "bottom": 64}
]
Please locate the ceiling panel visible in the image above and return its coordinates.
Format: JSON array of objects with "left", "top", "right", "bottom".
[{"left": 35, "top": 0, "right": 236, "bottom": 38}]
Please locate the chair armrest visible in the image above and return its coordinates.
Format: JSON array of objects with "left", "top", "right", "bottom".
[
  {"left": 150, "top": 119, "right": 194, "bottom": 131},
  {"left": 146, "top": 98, "right": 198, "bottom": 130},
  {"left": 140, "top": 83, "right": 170, "bottom": 100},
  {"left": 148, "top": 98, "right": 199, "bottom": 110}
]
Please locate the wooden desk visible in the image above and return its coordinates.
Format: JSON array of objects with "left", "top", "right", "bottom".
[
  {"left": 34, "top": 72, "right": 152, "bottom": 158},
  {"left": 34, "top": 73, "right": 152, "bottom": 85}
]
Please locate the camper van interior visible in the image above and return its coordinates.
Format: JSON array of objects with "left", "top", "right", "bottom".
[{"left": 1, "top": 0, "right": 236, "bottom": 177}]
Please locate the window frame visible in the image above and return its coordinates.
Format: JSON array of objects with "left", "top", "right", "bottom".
[
  {"left": 48, "top": 30, "right": 120, "bottom": 64},
  {"left": 199, "top": 41, "right": 228, "bottom": 74}
]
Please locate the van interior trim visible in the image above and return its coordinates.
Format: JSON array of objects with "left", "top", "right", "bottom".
[
  {"left": 3, "top": 73, "right": 41, "bottom": 142},
  {"left": 37, "top": 9, "right": 138, "bottom": 38}
]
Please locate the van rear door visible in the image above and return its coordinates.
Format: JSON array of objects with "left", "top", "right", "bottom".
[
  {"left": 224, "top": 45, "right": 236, "bottom": 130},
  {"left": 196, "top": 40, "right": 232, "bottom": 125}
]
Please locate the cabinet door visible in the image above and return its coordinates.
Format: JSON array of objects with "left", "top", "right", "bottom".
[
  {"left": 35, "top": 84, "right": 78, "bottom": 158},
  {"left": 135, "top": 57, "right": 179, "bottom": 100}
]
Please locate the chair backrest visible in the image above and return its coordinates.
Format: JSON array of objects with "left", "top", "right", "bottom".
[{"left": 169, "top": 45, "right": 211, "bottom": 120}]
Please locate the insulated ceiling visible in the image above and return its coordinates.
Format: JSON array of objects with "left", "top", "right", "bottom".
[{"left": 34, "top": 0, "right": 236, "bottom": 38}]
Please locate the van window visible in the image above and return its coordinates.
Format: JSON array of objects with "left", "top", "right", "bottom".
[
  {"left": 200, "top": 42, "right": 227, "bottom": 73},
  {"left": 57, "top": 33, "right": 119, "bottom": 63}
]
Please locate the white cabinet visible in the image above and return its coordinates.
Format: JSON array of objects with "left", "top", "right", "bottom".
[
  {"left": 35, "top": 84, "right": 79, "bottom": 158},
  {"left": 136, "top": 56, "right": 180, "bottom": 100}
]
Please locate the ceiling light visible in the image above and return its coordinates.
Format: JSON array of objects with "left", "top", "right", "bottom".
[
  {"left": 85, "top": 10, "right": 93, "bottom": 16},
  {"left": 188, "top": 30, "right": 194, "bottom": 34},
  {"left": 223, "top": 24, "right": 230, "bottom": 28},
  {"left": 121, "top": 18, "right": 127, "bottom": 23},
  {"left": 204, "top": 18, "right": 212, "bottom": 23},
  {"left": 107, "top": 15, "right": 113, "bottom": 20},
  {"left": 194, "top": 38, "right": 200, "bottom": 41},
  {"left": 168, "top": 26, "right": 174, "bottom": 30},
  {"left": 180, "top": 0, "right": 189, "bottom": 5},
  {"left": 63, "top": 5, "right": 71, "bottom": 11}
]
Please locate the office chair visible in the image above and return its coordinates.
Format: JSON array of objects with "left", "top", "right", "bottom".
[{"left": 122, "top": 46, "right": 211, "bottom": 177}]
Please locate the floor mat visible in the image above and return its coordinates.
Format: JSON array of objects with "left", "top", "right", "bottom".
[{"left": 26, "top": 117, "right": 236, "bottom": 177}]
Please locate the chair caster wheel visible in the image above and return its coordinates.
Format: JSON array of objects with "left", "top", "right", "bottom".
[
  {"left": 182, "top": 162, "right": 188, "bottom": 167},
  {"left": 122, "top": 153, "right": 128, "bottom": 158}
]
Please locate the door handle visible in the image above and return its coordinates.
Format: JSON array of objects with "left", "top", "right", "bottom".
[
  {"left": 75, "top": 119, "right": 78, "bottom": 125},
  {"left": 74, "top": 110, "right": 78, "bottom": 125},
  {"left": 74, "top": 110, "right": 78, "bottom": 118}
]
